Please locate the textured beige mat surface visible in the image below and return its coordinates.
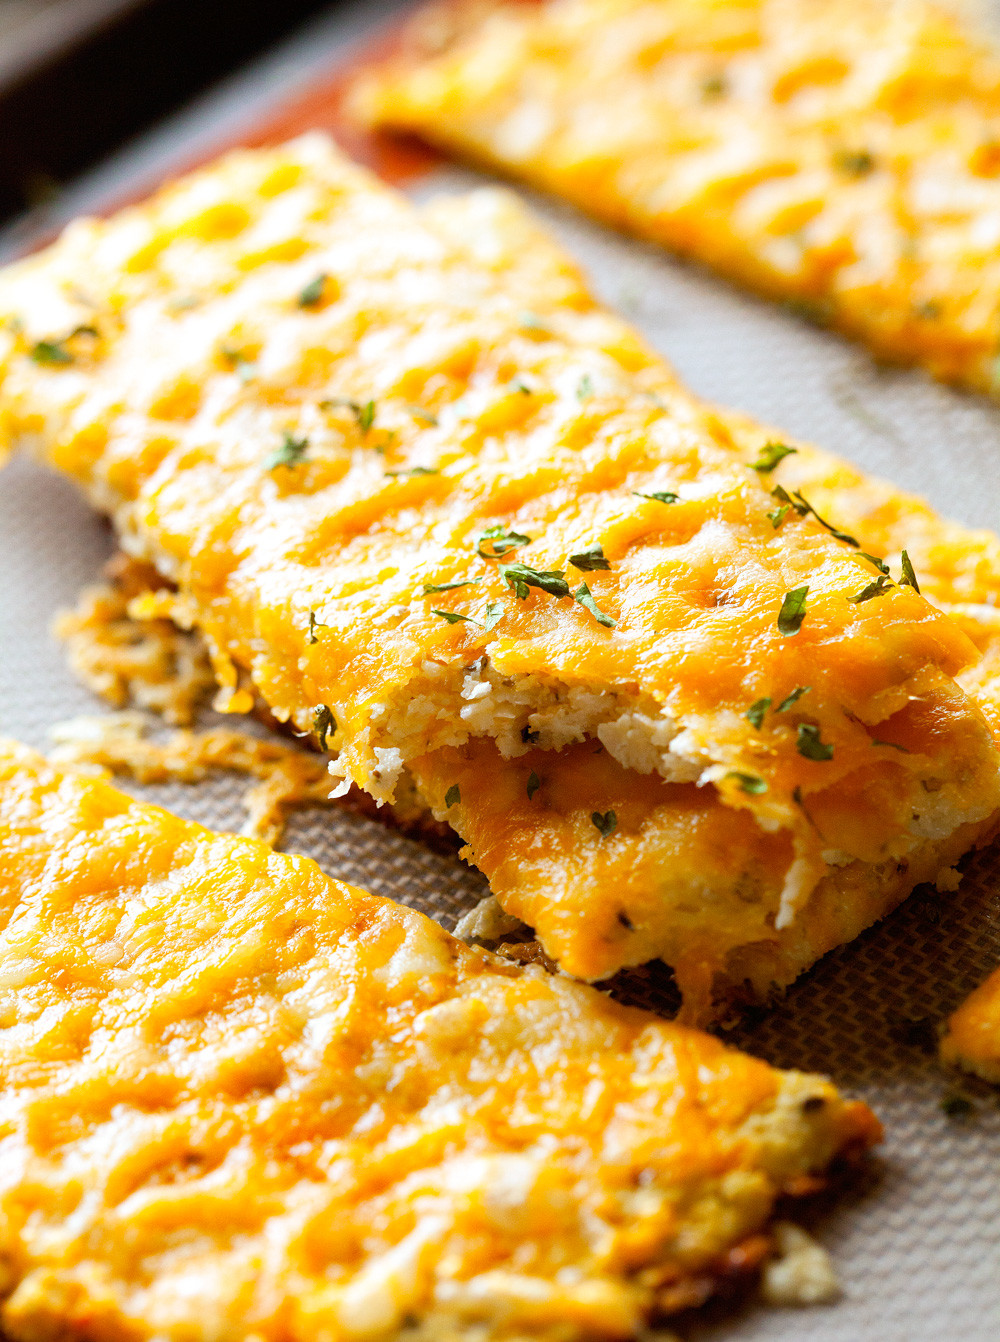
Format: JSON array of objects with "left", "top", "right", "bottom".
[{"left": 3, "top": 6, "right": 1000, "bottom": 1334}]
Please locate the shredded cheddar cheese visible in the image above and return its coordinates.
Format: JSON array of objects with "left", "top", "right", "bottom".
[
  {"left": 941, "top": 963, "right": 1000, "bottom": 1082},
  {"left": 358, "top": 0, "right": 1000, "bottom": 396},
  {"left": 0, "top": 739, "right": 880, "bottom": 1341}
]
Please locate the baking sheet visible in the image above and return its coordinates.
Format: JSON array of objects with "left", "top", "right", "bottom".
[{"left": 2, "top": 2, "right": 1000, "bottom": 1336}]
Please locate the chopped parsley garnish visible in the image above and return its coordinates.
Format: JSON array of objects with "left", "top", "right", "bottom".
[
  {"left": 746, "top": 698, "right": 771, "bottom": 729},
  {"left": 313, "top": 704, "right": 335, "bottom": 751},
  {"left": 940, "top": 1093, "right": 975, "bottom": 1119},
  {"left": 834, "top": 148, "right": 876, "bottom": 177},
  {"left": 767, "top": 503, "right": 791, "bottom": 529},
  {"left": 872, "top": 738, "right": 910, "bottom": 752},
  {"left": 633, "top": 489, "right": 679, "bottom": 504},
  {"left": 384, "top": 466, "right": 439, "bottom": 478},
  {"left": 900, "top": 549, "right": 920, "bottom": 593},
  {"left": 477, "top": 525, "right": 531, "bottom": 558},
  {"left": 573, "top": 582, "right": 616, "bottom": 628},
  {"left": 499, "top": 562, "right": 570, "bottom": 600},
  {"left": 323, "top": 398, "right": 377, "bottom": 434},
  {"left": 777, "top": 585, "right": 809, "bottom": 635},
  {"left": 480, "top": 601, "right": 503, "bottom": 632},
  {"left": 776, "top": 685, "right": 810, "bottom": 712},
  {"left": 422, "top": 576, "right": 483, "bottom": 594},
  {"left": 307, "top": 610, "right": 328, "bottom": 645},
  {"left": 30, "top": 338, "right": 73, "bottom": 365},
  {"left": 445, "top": 784, "right": 461, "bottom": 808},
  {"left": 592, "top": 809, "right": 617, "bottom": 839},
  {"left": 508, "top": 378, "right": 532, "bottom": 395},
  {"left": 781, "top": 486, "right": 860, "bottom": 547},
  {"left": 526, "top": 770, "right": 541, "bottom": 799},
  {"left": 265, "top": 432, "right": 309, "bottom": 471},
  {"left": 726, "top": 771, "right": 768, "bottom": 795},
  {"left": 751, "top": 441, "right": 798, "bottom": 473},
  {"left": 569, "top": 544, "right": 610, "bottom": 571},
  {"left": 861, "top": 552, "right": 890, "bottom": 573},
  {"left": 405, "top": 404, "right": 438, "bottom": 426},
  {"left": 432, "top": 609, "right": 474, "bottom": 625},
  {"left": 576, "top": 373, "right": 595, "bottom": 401},
  {"left": 848, "top": 573, "right": 892, "bottom": 603},
  {"left": 297, "top": 273, "right": 327, "bottom": 307},
  {"left": 796, "top": 723, "right": 834, "bottom": 761}
]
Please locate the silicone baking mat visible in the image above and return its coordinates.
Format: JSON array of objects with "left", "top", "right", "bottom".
[{"left": 2, "top": 3, "right": 1000, "bottom": 1336}]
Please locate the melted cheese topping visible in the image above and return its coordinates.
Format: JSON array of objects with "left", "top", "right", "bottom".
[
  {"left": 1, "top": 137, "right": 996, "bottom": 923},
  {"left": 0, "top": 740, "right": 880, "bottom": 1341},
  {"left": 358, "top": 0, "right": 1000, "bottom": 395},
  {"left": 941, "top": 964, "right": 1000, "bottom": 1082}
]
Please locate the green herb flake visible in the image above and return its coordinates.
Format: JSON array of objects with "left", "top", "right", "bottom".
[
  {"left": 860, "top": 552, "right": 890, "bottom": 573},
  {"left": 324, "top": 398, "right": 377, "bottom": 434},
  {"left": 356, "top": 399, "right": 376, "bottom": 433},
  {"left": 569, "top": 544, "right": 610, "bottom": 572},
  {"left": 726, "top": 771, "right": 768, "bottom": 795},
  {"left": 848, "top": 574, "right": 892, "bottom": 603},
  {"left": 307, "top": 610, "right": 328, "bottom": 645},
  {"left": 941, "top": 1093, "right": 975, "bottom": 1119},
  {"left": 509, "top": 378, "right": 532, "bottom": 395},
  {"left": 477, "top": 525, "right": 532, "bottom": 559},
  {"left": 297, "top": 273, "right": 327, "bottom": 308},
  {"left": 777, "top": 585, "right": 809, "bottom": 635},
  {"left": 776, "top": 685, "right": 810, "bottom": 712},
  {"left": 746, "top": 697, "right": 771, "bottom": 729},
  {"left": 265, "top": 432, "right": 310, "bottom": 471},
  {"left": 499, "top": 562, "right": 570, "bottom": 600},
  {"left": 480, "top": 601, "right": 503, "bottom": 633},
  {"left": 796, "top": 722, "right": 834, "bottom": 761},
  {"left": 900, "top": 549, "right": 921, "bottom": 594},
  {"left": 432, "top": 609, "right": 475, "bottom": 625},
  {"left": 576, "top": 373, "right": 595, "bottom": 401},
  {"left": 872, "top": 738, "right": 911, "bottom": 752},
  {"left": 423, "top": 576, "right": 483, "bottom": 594},
  {"left": 633, "top": 490, "right": 679, "bottom": 504},
  {"left": 384, "top": 466, "right": 439, "bottom": 478},
  {"left": 751, "top": 441, "right": 798, "bottom": 473},
  {"left": 573, "top": 582, "right": 616, "bottom": 628},
  {"left": 701, "top": 72, "right": 727, "bottom": 99},
  {"left": 791, "top": 489, "right": 860, "bottom": 547},
  {"left": 445, "top": 784, "right": 461, "bottom": 808},
  {"left": 834, "top": 148, "right": 876, "bottom": 177},
  {"left": 526, "top": 770, "right": 541, "bottom": 800},
  {"left": 30, "top": 338, "right": 73, "bottom": 365},
  {"left": 592, "top": 809, "right": 617, "bottom": 839},
  {"left": 768, "top": 503, "right": 791, "bottom": 529},
  {"left": 313, "top": 704, "right": 335, "bottom": 752}
]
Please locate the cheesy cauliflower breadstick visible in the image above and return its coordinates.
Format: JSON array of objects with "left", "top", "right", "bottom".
[
  {"left": 357, "top": 0, "right": 1000, "bottom": 397},
  {"left": 2, "top": 136, "right": 999, "bottom": 1020},
  {"left": 0, "top": 740, "right": 880, "bottom": 1341}
]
